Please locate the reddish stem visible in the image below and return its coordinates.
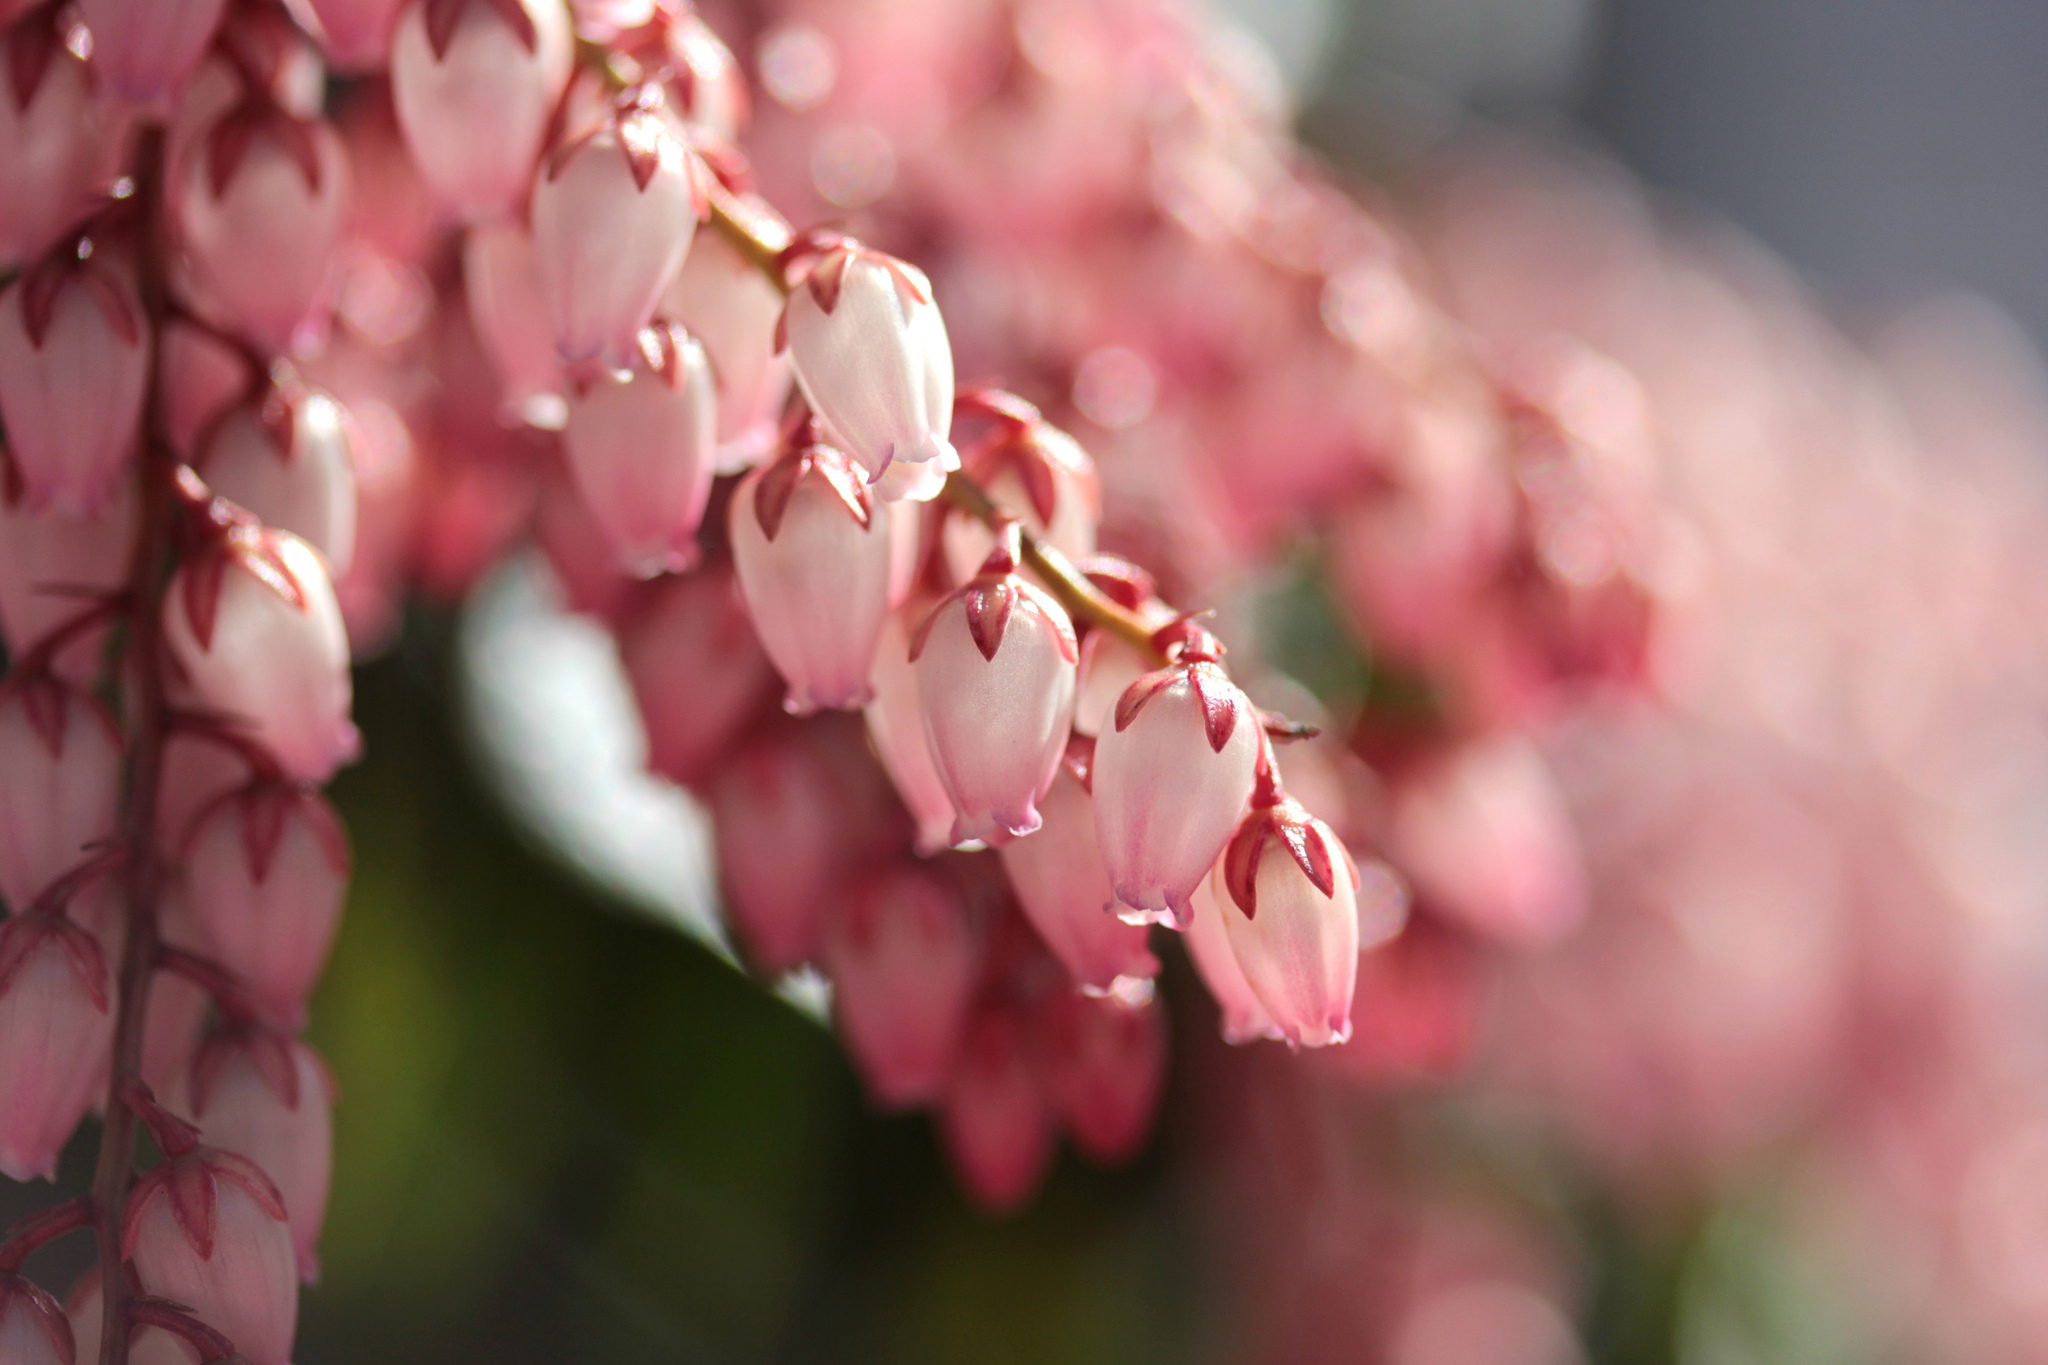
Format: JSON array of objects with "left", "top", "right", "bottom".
[
  {"left": 128, "top": 1297, "right": 240, "bottom": 1363},
  {"left": 0, "top": 1198, "right": 93, "bottom": 1273}
]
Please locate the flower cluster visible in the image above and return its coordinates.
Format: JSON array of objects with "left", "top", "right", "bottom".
[{"left": 0, "top": 3, "right": 361, "bottom": 1363}]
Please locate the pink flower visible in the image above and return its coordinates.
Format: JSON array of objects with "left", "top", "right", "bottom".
[
  {"left": 141, "top": 897, "right": 215, "bottom": 1107},
  {"left": 1090, "top": 633, "right": 1259, "bottom": 928},
  {"left": 660, "top": 225, "right": 792, "bottom": 472},
  {"left": 996, "top": 753, "right": 1157, "bottom": 991},
  {"left": 780, "top": 241, "right": 956, "bottom": 497},
  {"left": 663, "top": 13, "right": 747, "bottom": 141},
  {"left": 187, "top": 1028, "right": 336, "bottom": 1283},
  {"left": 158, "top": 320, "right": 253, "bottom": 460},
  {"left": 563, "top": 320, "right": 717, "bottom": 577},
  {"left": 1037, "top": 989, "right": 1165, "bottom": 1166},
  {"left": 863, "top": 606, "right": 959, "bottom": 855},
  {"left": 0, "top": 1274, "right": 76, "bottom": 1365},
  {"left": 66, "top": 1271, "right": 200, "bottom": 1365},
  {"left": 941, "top": 1004, "right": 1054, "bottom": 1214},
  {"left": 941, "top": 397, "right": 1099, "bottom": 583},
  {"left": 125, "top": 1139, "right": 297, "bottom": 1365},
  {"left": 460, "top": 224, "right": 563, "bottom": 419},
  {"left": 616, "top": 566, "right": 775, "bottom": 789},
  {"left": 389, "top": 0, "right": 572, "bottom": 222},
  {"left": 283, "top": 0, "right": 411, "bottom": 70},
  {"left": 0, "top": 248, "right": 150, "bottom": 516},
  {"left": 181, "top": 784, "right": 350, "bottom": 1029},
  {"left": 0, "top": 678, "right": 121, "bottom": 911},
  {"left": 911, "top": 534, "right": 1078, "bottom": 842},
  {"left": 821, "top": 866, "right": 978, "bottom": 1108},
  {"left": 176, "top": 102, "right": 350, "bottom": 351},
  {"left": 0, "top": 17, "right": 128, "bottom": 268},
  {"left": 0, "top": 896, "right": 113, "bottom": 1182},
  {"left": 530, "top": 85, "right": 704, "bottom": 363},
  {"left": 730, "top": 440, "right": 893, "bottom": 714},
  {"left": 163, "top": 512, "right": 358, "bottom": 786},
  {"left": 0, "top": 475, "right": 138, "bottom": 683},
  {"left": 1217, "top": 789, "right": 1360, "bottom": 1049},
  {"left": 76, "top": 0, "right": 229, "bottom": 103},
  {"left": 201, "top": 386, "right": 360, "bottom": 577},
  {"left": 1185, "top": 873, "right": 1280, "bottom": 1044}
]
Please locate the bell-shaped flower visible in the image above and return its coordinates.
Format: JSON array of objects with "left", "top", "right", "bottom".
[
  {"left": 616, "top": 566, "right": 774, "bottom": 789},
  {"left": 0, "top": 677, "right": 120, "bottom": 911},
  {"left": 0, "top": 17, "right": 127, "bottom": 267},
  {"left": 912, "top": 531, "right": 1077, "bottom": 842},
  {"left": 663, "top": 13, "right": 747, "bottom": 140},
  {"left": 1069, "top": 557, "right": 1173, "bottom": 737},
  {"left": 729, "top": 439, "right": 892, "bottom": 714},
  {"left": 564, "top": 320, "right": 717, "bottom": 577},
  {"left": 942, "top": 395, "right": 1099, "bottom": 583},
  {"left": 996, "top": 750, "right": 1156, "bottom": 991},
  {"left": 1185, "top": 873, "right": 1280, "bottom": 1045},
  {"left": 1037, "top": 989, "right": 1165, "bottom": 1165},
  {"left": 0, "top": 474, "right": 138, "bottom": 683},
  {"left": 123, "top": 1103, "right": 297, "bottom": 1365},
  {"left": 283, "top": 0, "right": 409, "bottom": 69},
  {"left": 201, "top": 386, "right": 359, "bottom": 576},
  {"left": 461, "top": 224, "right": 563, "bottom": 420},
  {"left": 660, "top": 225, "right": 791, "bottom": 472},
  {"left": 390, "top": 0, "right": 571, "bottom": 221},
  {"left": 66, "top": 1271, "right": 202, "bottom": 1365},
  {"left": 164, "top": 497, "right": 357, "bottom": 786},
  {"left": 188, "top": 1027, "right": 335, "bottom": 1283},
  {"left": 177, "top": 100, "right": 350, "bottom": 351},
  {"left": 159, "top": 319, "right": 253, "bottom": 460},
  {"left": 181, "top": 783, "right": 349, "bottom": 1029},
  {"left": 0, "top": 897, "right": 113, "bottom": 1182},
  {"left": 0, "top": 1274, "right": 76, "bottom": 1365},
  {"left": 940, "top": 1005, "right": 1054, "bottom": 1214},
  {"left": 0, "top": 246, "right": 149, "bottom": 516},
  {"left": 531, "top": 84, "right": 704, "bottom": 363},
  {"left": 142, "top": 897, "right": 216, "bottom": 1106},
  {"left": 779, "top": 239, "right": 955, "bottom": 496},
  {"left": 1091, "top": 631, "right": 1258, "bottom": 927},
  {"left": 76, "top": 0, "right": 229, "bottom": 103},
  {"left": 820, "top": 866, "right": 978, "bottom": 1108},
  {"left": 1218, "top": 777, "right": 1360, "bottom": 1049},
  {"left": 862, "top": 607, "right": 957, "bottom": 855}
]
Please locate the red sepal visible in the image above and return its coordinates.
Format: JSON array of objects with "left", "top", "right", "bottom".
[
  {"left": 752, "top": 442, "right": 872, "bottom": 541},
  {"left": 954, "top": 388, "right": 1040, "bottom": 431},
  {"left": 177, "top": 472, "right": 315, "bottom": 651},
  {"left": 256, "top": 384, "right": 299, "bottom": 461},
  {"left": 184, "top": 781, "right": 350, "bottom": 885},
  {"left": 616, "top": 104, "right": 669, "bottom": 192},
  {"left": 127, "top": 1298, "right": 238, "bottom": 1364},
  {"left": 206, "top": 98, "right": 324, "bottom": 199},
  {"left": 1076, "top": 556, "right": 1156, "bottom": 613},
  {"left": 1111, "top": 666, "right": 1178, "bottom": 733},
  {"left": 3, "top": 671, "right": 72, "bottom": 755},
  {"left": 911, "top": 557, "right": 1078, "bottom": 666},
  {"left": 191, "top": 1025, "right": 303, "bottom": 1115},
  {"left": 1185, "top": 662, "right": 1242, "bottom": 753},
  {"left": 0, "top": 1273, "right": 74, "bottom": 1365},
  {"left": 421, "top": 0, "right": 538, "bottom": 60},
  {"left": 961, "top": 578, "right": 1017, "bottom": 662},
  {"left": 4, "top": 6, "right": 63, "bottom": 114},
  {"left": 18, "top": 247, "right": 141, "bottom": 350},
  {"left": 1221, "top": 802, "right": 1339, "bottom": 919},
  {"left": 123, "top": 1146, "right": 287, "bottom": 1262},
  {"left": 0, "top": 912, "right": 108, "bottom": 1012}
]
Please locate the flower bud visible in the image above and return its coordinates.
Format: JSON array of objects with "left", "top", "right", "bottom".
[
  {"left": 164, "top": 522, "right": 358, "bottom": 785},
  {"left": 177, "top": 105, "right": 350, "bottom": 351},
  {"left": 0, "top": 249, "right": 149, "bottom": 516},
  {"left": 0, "top": 1274, "right": 77, "bottom": 1365},
  {"left": 1219, "top": 798, "right": 1359, "bottom": 1049},
  {"left": 0, "top": 678, "right": 120, "bottom": 910},
  {"left": 0, "top": 18, "right": 127, "bottom": 267},
  {"left": 1038, "top": 989, "right": 1165, "bottom": 1166},
  {"left": 660, "top": 225, "right": 791, "bottom": 472},
  {"left": 460, "top": 223, "right": 562, "bottom": 419},
  {"left": 188, "top": 1028, "right": 335, "bottom": 1282},
  {"left": 940, "top": 1004, "right": 1053, "bottom": 1214},
  {"left": 616, "top": 566, "right": 775, "bottom": 789},
  {"left": 0, "top": 891, "right": 114, "bottom": 1181},
  {"left": 1185, "top": 871, "right": 1280, "bottom": 1043},
  {"left": 201, "top": 388, "right": 359, "bottom": 576},
  {"left": 182, "top": 784, "right": 349, "bottom": 1029},
  {"left": 996, "top": 756, "right": 1156, "bottom": 991},
  {"left": 77, "top": 0, "right": 229, "bottom": 103},
  {"left": 125, "top": 1144, "right": 297, "bottom": 1365},
  {"left": 862, "top": 607, "right": 958, "bottom": 855},
  {"left": 0, "top": 475, "right": 137, "bottom": 683},
  {"left": 821, "top": 866, "right": 978, "bottom": 1108},
  {"left": 390, "top": 0, "right": 572, "bottom": 221},
  {"left": 729, "top": 441, "right": 893, "bottom": 714},
  {"left": 1090, "top": 637, "right": 1259, "bottom": 927},
  {"left": 780, "top": 241, "right": 956, "bottom": 496},
  {"left": 283, "top": 0, "right": 409, "bottom": 70},
  {"left": 563, "top": 320, "right": 717, "bottom": 577},
  {"left": 911, "top": 536, "right": 1078, "bottom": 843},
  {"left": 67, "top": 1271, "right": 200, "bottom": 1365},
  {"left": 942, "top": 404, "right": 1098, "bottom": 583},
  {"left": 531, "top": 89, "right": 703, "bottom": 363}
]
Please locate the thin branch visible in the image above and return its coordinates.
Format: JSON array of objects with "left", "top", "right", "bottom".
[{"left": 0, "top": 1198, "right": 94, "bottom": 1273}]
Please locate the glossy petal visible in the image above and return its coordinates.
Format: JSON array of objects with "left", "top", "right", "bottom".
[
  {"left": 202, "top": 392, "right": 359, "bottom": 576},
  {"left": 862, "top": 608, "right": 957, "bottom": 855},
  {"left": 0, "top": 260, "right": 149, "bottom": 516},
  {"left": 0, "top": 681, "right": 120, "bottom": 910},
  {"left": 996, "top": 764, "right": 1156, "bottom": 990}
]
